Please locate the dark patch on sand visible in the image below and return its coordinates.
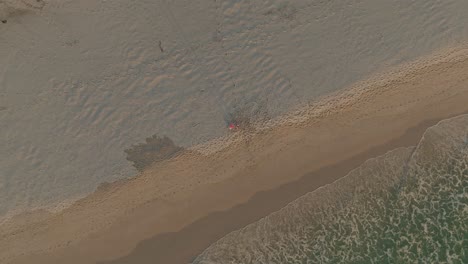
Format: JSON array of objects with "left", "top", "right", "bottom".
[
  {"left": 96, "top": 178, "right": 128, "bottom": 192},
  {"left": 224, "top": 99, "right": 270, "bottom": 132},
  {"left": 264, "top": 3, "right": 297, "bottom": 21},
  {"left": 158, "top": 40, "right": 164, "bottom": 52},
  {"left": 0, "top": 106, "right": 6, "bottom": 111},
  {"left": 124, "top": 135, "right": 184, "bottom": 172},
  {"left": 0, "top": 0, "right": 45, "bottom": 22},
  {"left": 64, "top": 39, "right": 79, "bottom": 47}
]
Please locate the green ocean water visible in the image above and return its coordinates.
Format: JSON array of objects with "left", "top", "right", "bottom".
[{"left": 193, "top": 114, "right": 468, "bottom": 264}]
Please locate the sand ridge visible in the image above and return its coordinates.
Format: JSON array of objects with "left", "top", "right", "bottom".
[
  {"left": 194, "top": 43, "right": 468, "bottom": 155},
  {"left": 2, "top": 44, "right": 468, "bottom": 264}
]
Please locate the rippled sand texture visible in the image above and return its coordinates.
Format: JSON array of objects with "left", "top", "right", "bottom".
[
  {"left": 3, "top": 0, "right": 468, "bottom": 219},
  {"left": 194, "top": 114, "right": 468, "bottom": 264},
  {"left": 2, "top": 43, "right": 468, "bottom": 264}
]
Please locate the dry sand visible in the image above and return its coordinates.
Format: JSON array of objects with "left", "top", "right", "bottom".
[
  {"left": 1, "top": 44, "right": 468, "bottom": 264},
  {"left": 3, "top": 0, "right": 468, "bottom": 220}
]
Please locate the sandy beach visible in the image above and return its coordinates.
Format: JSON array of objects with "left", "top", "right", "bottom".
[
  {"left": 2, "top": 1, "right": 468, "bottom": 263},
  {"left": 1, "top": 44, "right": 468, "bottom": 264},
  {"left": 3, "top": 0, "right": 468, "bottom": 221}
]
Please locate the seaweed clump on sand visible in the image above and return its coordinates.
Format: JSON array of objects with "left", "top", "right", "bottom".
[
  {"left": 124, "top": 135, "right": 184, "bottom": 172},
  {"left": 225, "top": 99, "right": 270, "bottom": 133}
]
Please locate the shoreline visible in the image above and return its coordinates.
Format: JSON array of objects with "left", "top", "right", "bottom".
[
  {"left": 3, "top": 45, "right": 468, "bottom": 264},
  {"left": 102, "top": 114, "right": 468, "bottom": 264}
]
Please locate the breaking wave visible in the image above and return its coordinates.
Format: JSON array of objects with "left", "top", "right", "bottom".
[{"left": 194, "top": 114, "right": 468, "bottom": 264}]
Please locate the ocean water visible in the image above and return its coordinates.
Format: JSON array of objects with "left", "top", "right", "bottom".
[
  {"left": 193, "top": 114, "right": 468, "bottom": 264},
  {"left": 3, "top": 0, "right": 468, "bottom": 219}
]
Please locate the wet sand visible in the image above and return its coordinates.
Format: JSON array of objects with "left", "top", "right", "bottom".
[
  {"left": 100, "top": 115, "right": 468, "bottom": 264},
  {"left": 3, "top": 45, "right": 468, "bottom": 264}
]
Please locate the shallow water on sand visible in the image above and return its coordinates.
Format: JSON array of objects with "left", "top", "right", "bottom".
[
  {"left": 193, "top": 114, "right": 468, "bottom": 264},
  {"left": 2, "top": 0, "right": 468, "bottom": 219}
]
